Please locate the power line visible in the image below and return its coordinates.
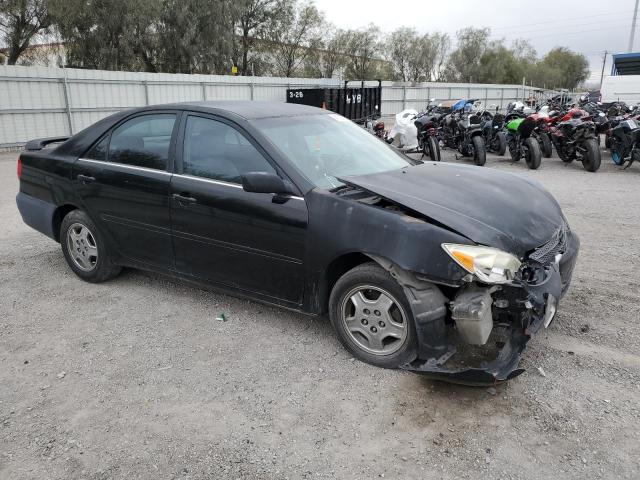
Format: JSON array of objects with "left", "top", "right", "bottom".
[
  {"left": 490, "top": 9, "right": 636, "bottom": 31},
  {"left": 492, "top": 17, "right": 636, "bottom": 36}
]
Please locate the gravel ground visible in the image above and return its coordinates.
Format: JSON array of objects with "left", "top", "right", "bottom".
[{"left": 0, "top": 146, "right": 639, "bottom": 480}]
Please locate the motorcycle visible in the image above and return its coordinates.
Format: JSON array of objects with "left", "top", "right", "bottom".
[
  {"left": 504, "top": 114, "right": 542, "bottom": 169},
  {"left": 479, "top": 105, "right": 507, "bottom": 156},
  {"left": 414, "top": 99, "right": 442, "bottom": 161},
  {"left": 507, "top": 102, "right": 553, "bottom": 158},
  {"left": 610, "top": 117, "right": 640, "bottom": 168},
  {"left": 441, "top": 99, "right": 486, "bottom": 166},
  {"left": 548, "top": 108, "right": 601, "bottom": 172},
  {"left": 364, "top": 114, "right": 387, "bottom": 140},
  {"left": 388, "top": 109, "right": 419, "bottom": 151}
]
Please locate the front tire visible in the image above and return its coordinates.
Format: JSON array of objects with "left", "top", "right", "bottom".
[
  {"left": 524, "top": 137, "right": 542, "bottom": 170},
  {"left": 329, "top": 263, "right": 417, "bottom": 368},
  {"left": 539, "top": 132, "right": 553, "bottom": 158},
  {"left": 581, "top": 138, "right": 601, "bottom": 172},
  {"left": 495, "top": 132, "right": 507, "bottom": 156},
  {"left": 471, "top": 135, "right": 486, "bottom": 166},
  {"left": 427, "top": 135, "right": 441, "bottom": 161},
  {"left": 60, "top": 210, "right": 121, "bottom": 283}
]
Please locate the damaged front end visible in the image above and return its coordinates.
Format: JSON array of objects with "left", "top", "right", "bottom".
[{"left": 374, "top": 225, "right": 580, "bottom": 386}]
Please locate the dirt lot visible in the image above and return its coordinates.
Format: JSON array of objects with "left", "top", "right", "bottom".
[{"left": 1, "top": 146, "right": 639, "bottom": 480}]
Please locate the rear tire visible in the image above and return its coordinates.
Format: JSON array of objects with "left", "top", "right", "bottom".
[
  {"left": 60, "top": 210, "right": 121, "bottom": 283},
  {"left": 427, "top": 135, "right": 441, "bottom": 161},
  {"left": 471, "top": 135, "right": 486, "bottom": 166},
  {"left": 581, "top": 138, "right": 601, "bottom": 172},
  {"left": 539, "top": 132, "right": 553, "bottom": 158},
  {"left": 329, "top": 262, "right": 417, "bottom": 369},
  {"left": 524, "top": 137, "right": 542, "bottom": 170},
  {"left": 496, "top": 132, "right": 507, "bottom": 156}
]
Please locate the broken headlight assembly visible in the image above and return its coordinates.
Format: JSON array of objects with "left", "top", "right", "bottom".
[{"left": 442, "top": 244, "right": 521, "bottom": 284}]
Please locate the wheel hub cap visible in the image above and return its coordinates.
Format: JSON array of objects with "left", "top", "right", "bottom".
[
  {"left": 66, "top": 223, "right": 98, "bottom": 271},
  {"left": 341, "top": 285, "right": 408, "bottom": 356}
]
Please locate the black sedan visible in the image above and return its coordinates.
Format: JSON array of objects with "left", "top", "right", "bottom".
[{"left": 16, "top": 101, "right": 579, "bottom": 384}]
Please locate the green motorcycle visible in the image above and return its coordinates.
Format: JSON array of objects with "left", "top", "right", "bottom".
[{"left": 505, "top": 115, "right": 542, "bottom": 170}]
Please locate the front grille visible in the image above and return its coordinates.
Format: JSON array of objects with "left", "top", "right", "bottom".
[{"left": 529, "top": 223, "right": 567, "bottom": 265}]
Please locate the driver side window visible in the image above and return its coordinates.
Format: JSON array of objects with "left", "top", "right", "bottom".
[{"left": 182, "top": 116, "right": 275, "bottom": 184}]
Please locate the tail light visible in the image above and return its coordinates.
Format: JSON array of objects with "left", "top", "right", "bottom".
[{"left": 17, "top": 156, "right": 23, "bottom": 179}]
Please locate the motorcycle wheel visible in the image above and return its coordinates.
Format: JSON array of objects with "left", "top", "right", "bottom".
[
  {"left": 611, "top": 143, "right": 626, "bottom": 166},
  {"left": 427, "top": 136, "right": 441, "bottom": 161},
  {"left": 581, "top": 138, "right": 601, "bottom": 172},
  {"left": 509, "top": 142, "right": 521, "bottom": 162},
  {"left": 471, "top": 136, "right": 486, "bottom": 166},
  {"left": 539, "top": 132, "right": 553, "bottom": 158},
  {"left": 524, "top": 137, "right": 542, "bottom": 170},
  {"left": 496, "top": 132, "right": 507, "bottom": 156}
]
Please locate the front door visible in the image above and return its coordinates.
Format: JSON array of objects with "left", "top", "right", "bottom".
[
  {"left": 170, "top": 114, "right": 307, "bottom": 306},
  {"left": 73, "top": 112, "right": 178, "bottom": 269}
]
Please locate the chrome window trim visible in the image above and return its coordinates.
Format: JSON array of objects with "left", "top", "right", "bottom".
[
  {"left": 76, "top": 158, "right": 304, "bottom": 201},
  {"left": 174, "top": 174, "right": 305, "bottom": 201},
  {"left": 77, "top": 157, "right": 172, "bottom": 175}
]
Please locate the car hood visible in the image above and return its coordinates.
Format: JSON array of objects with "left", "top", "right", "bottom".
[{"left": 339, "top": 162, "right": 564, "bottom": 257}]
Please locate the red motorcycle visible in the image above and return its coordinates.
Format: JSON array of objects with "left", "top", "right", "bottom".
[
  {"left": 528, "top": 113, "right": 554, "bottom": 158},
  {"left": 548, "top": 108, "right": 601, "bottom": 172}
]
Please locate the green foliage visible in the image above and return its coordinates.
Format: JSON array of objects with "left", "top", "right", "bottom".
[
  {"left": 1, "top": 0, "right": 593, "bottom": 86},
  {"left": 0, "top": 0, "right": 51, "bottom": 64}
]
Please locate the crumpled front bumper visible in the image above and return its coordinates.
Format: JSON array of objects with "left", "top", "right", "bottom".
[{"left": 401, "top": 230, "right": 580, "bottom": 386}]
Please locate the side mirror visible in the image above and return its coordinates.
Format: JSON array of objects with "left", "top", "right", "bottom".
[{"left": 241, "top": 171, "right": 293, "bottom": 195}]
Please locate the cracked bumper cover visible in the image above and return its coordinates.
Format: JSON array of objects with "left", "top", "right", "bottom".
[{"left": 400, "top": 230, "right": 580, "bottom": 385}]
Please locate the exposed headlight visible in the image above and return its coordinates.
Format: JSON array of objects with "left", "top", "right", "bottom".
[{"left": 442, "top": 243, "right": 521, "bottom": 284}]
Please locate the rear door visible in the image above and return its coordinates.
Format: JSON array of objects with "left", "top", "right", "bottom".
[
  {"left": 169, "top": 113, "right": 308, "bottom": 306},
  {"left": 73, "top": 112, "right": 179, "bottom": 269}
]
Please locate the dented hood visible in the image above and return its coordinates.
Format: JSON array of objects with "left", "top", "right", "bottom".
[{"left": 339, "top": 162, "right": 564, "bottom": 256}]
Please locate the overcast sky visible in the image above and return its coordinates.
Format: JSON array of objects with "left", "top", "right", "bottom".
[{"left": 316, "top": 0, "right": 638, "bottom": 84}]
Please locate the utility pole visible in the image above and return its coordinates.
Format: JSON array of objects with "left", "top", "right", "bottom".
[
  {"left": 600, "top": 50, "right": 608, "bottom": 89},
  {"left": 630, "top": 0, "right": 640, "bottom": 52}
]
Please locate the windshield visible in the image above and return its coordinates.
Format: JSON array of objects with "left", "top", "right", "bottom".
[{"left": 252, "top": 113, "right": 414, "bottom": 189}]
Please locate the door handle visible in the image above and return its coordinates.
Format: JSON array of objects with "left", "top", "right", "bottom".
[
  {"left": 172, "top": 193, "right": 197, "bottom": 205},
  {"left": 77, "top": 174, "right": 96, "bottom": 184}
]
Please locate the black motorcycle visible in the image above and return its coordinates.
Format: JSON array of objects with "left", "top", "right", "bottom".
[
  {"left": 549, "top": 109, "right": 601, "bottom": 172},
  {"left": 414, "top": 104, "right": 442, "bottom": 161},
  {"left": 610, "top": 118, "right": 640, "bottom": 168},
  {"left": 441, "top": 100, "right": 486, "bottom": 166},
  {"left": 479, "top": 107, "right": 507, "bottom": 156}
]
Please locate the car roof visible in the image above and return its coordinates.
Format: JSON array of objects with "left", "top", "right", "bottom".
[{"left": 150, "top": 101, "right": 331, "bottom": 120}]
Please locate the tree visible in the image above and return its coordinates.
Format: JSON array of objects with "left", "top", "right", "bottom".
[
  {"left": 0, "top": 0, "right": 52, "bottom": 65},
  {"left": 158, "top": 0, "right": 237, "bottom": 74},
  {"left": 343, "top": 24, "right": 381, "bottom": 80},
  {"left": 265, "top": 0, "right": 322, "bottom": 77},
  {"left": 386, "top": 26, "right": 417, "bottom": 81},
  {"left": 443, "top": 27, "right": 490, "bottom": 82},
  {"left": 318, "top": 26, "right": 350, "bottom": 78},
  {"left": 234, "top": 0, "right": 281, "bottom": 75},
  {"left": 534, "top": 47, "right": 589, "bottom": 90}
]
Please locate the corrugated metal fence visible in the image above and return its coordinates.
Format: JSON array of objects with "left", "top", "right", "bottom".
[{"left": 0, "top": 65, "right": 563, "bottom": 148}]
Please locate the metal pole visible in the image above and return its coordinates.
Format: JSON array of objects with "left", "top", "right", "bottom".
[
  {"left": 143, "top": 81, "right": 150, "bottom": 105},
  {"left": 599, "top": 51, "right": 608, "bottom": 89},
  {"left": 201, "top": 82, "right": 207, "bottom": 101},
  {"left": 250, "top": 81, "right": 254, "bottom": 101},
  {"left": 629, "top": 0, "right": 639, "bottom": 52},
  {"left": 402, "top": 84, "right": 407, "bottom": 110},
  {"left": 61, "top": 77, "right": 73, "bottom": 135}
]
